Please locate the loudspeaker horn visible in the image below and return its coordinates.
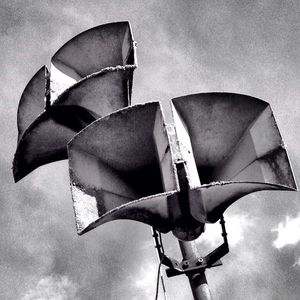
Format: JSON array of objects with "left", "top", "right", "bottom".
[
  {"left": 68, "top": 94, "right": 297, "bottom": 241},
  {"left": 13, "top": 21, "right": 136, "bottom": 182},
  {"left": 171, "top": 93, "right": 297, "bottom": 227}
]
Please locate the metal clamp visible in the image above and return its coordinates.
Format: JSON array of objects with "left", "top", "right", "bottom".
[{"left": 152, "top": 215, "right": 229, "bottom": 278}]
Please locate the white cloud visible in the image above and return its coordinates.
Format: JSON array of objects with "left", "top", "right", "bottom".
[
  {"left": 272, "top": 214, "right": 300, "bottom": 249},
  {"left": 21, "top": 275, "right": 79, "bottom": 300},
  {"left": 199, "top": 214, "right": 255, "bottom": 248},
  {"left": 133, "top": 263, "right": 158, "bottom": 300}
]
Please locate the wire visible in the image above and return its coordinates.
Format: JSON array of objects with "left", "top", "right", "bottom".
[
  {"left": 154, "top": 255, "right": 164, "bottom": 300},
  {"left": 159, "top": 231, "right": 165, "bottom": 254},
  {"left": 154, "top": 231, "right": 167, "bottom": 300}
]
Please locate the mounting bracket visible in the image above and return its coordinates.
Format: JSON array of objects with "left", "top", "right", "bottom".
[{"left": 152, "top": 215, "right": 229, "bottom": 278}]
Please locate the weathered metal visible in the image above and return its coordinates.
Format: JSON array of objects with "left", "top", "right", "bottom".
[
  {"left": 172, "top": 93, "right": 297, "bottom": 224},
  {"left": 179, "top": 241, "right": 213, "bottom": 300},
  {"left": 68, "top": 102, "right": 179, "bottom": 234},
  {"left": 17, "top": 66, "right": 49, "bottom": 142},
  {"left": 13, "top": 20, "right": 298, "bottom": 300},
  {"left": 153, "top": 166, "right": 227, "bottom": 278},
  {"left": 13, "top": 22, "right": 137, "bottom": 182},
  {"left": 68, "top": 94, "right": 296, "bottom": 240},
  {"left": 51, "top": 22, "right": 136, "bottom": 85},
  {"left": 50, "top": 21, "right": 136, "bottom": 102}
]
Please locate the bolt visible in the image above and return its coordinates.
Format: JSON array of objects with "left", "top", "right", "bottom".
[
  {"left": 182, "top": 261, "right": 189, "bottom": 269},
  {"left": 196, "top": 258, "right": 203, "bottom": 265}
]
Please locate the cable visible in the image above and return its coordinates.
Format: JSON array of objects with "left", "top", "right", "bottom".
[
  {"left": 159, "top": 231, "right": 165, "bottom": 254},
  {"left": 154, "top": 231, "right": 168, "bottom": 300},
  {"left": 154, "top": 255, "right": 164, "bottom": 300}
]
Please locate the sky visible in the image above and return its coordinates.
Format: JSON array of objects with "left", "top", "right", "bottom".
[{"left": 1, "top": 0, "right": 300, "bottom": 299}]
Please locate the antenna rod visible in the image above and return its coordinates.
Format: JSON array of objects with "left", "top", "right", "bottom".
[{"left": 179, "top": 240, "right": 212, "bottom": 300}]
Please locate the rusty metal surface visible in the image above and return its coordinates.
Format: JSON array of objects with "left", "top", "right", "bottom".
[
  {"left": 172, "top": 93, "right": 297, "bottom": 227},
  {"left": 190, "top": 181, "right": 292, "bottom": 224},
  {"left": 14, "top": 43, "right": 297, "bottom": 241},
  {"left": 13, "top": 106, "right": 97, "bottom": 182},
  {"left": 13, "top": 22, "right": 137, "bottom": 182},
  {"left": 17, "top": 66, "right": 48, "bottom": 141},
  {"left": 52, "top": 66, "right": 133, "bottom": 113},
  {"left": 50, "top": 21, "right": 136, "bottom": 102},
  {"left": 171, "top": 93, "right": 296, "bottom": 188},
  {"left": 68, "top": 102, "right": 179, "bottom": 234},
  {"left": 13, "top": 70, "right": 132, "bottom": 182},
  {"left": 68, "top": 94, "right": 297, "bottom": 240}
]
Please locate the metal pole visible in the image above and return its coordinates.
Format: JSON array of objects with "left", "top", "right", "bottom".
[{"left": 179, "top": 240, "right": 212, "bottom": 300}]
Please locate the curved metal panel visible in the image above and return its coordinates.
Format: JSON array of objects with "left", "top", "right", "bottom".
[
  {"left": 14, "top": 21, "right": 137, "bottom": 182},
  {"left": 13, "top": 106, "right": 96, "bottom": 182},
  {"left": 52, "top": 66, "right": 133, "bottom": 112},
  {"left": 50, "top": 21, "right": 136, "bottom": 104},
  {"left": 51, "top": 21, "right": 135, "bottom": 79},
  {"left": 72, "top": 185, "right": 177, "bottom": 235},
  {"left": 171, "top": 93, "right": 296, "bottom": 188},
  {"left": 172, "top": 93, "right": 268, "bottom": 169},
  {"left": 14, "top": 67, "right": 133, "bottom": 181},
  {"left": 189, "top": 181, "right": 294, "bottom": 224},
  {"left": 172, "top": 92, "right": 296, "bottom": 227},
  {"left": 67, "top": 95, "right": 297, "bottom": 239},
  {"left": 17, "top": 66, "right": 48, "bottom": 141},
  {"left": 68, "top": 102, "right": 179, "bottom": 234}
]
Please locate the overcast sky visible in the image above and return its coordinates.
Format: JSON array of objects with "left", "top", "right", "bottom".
[{"left": 1, "top": 1, "right": 300, "bottom": 299}]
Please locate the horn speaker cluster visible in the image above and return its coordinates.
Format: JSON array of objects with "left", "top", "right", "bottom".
[
  {"left": 13, "top": 22, "right": 296, "bottom": 241},
  {"left": 14, "top": 22, "right": 136, "bottom": 181}
]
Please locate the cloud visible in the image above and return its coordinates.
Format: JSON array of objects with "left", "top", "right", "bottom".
[
  {"left": 198, "top": 214, "right": 256, "bottom": 249},
  {"left": 130, "top": 258, "right": 190, "bottom": 300},
  {"left": 293, "top": 257, "right": 300, "bottom": 268},
  {"left": 21, "top": 275, "right": 79, "bottom": 300},
  {"left": 1, "top": 1, "right": 299, "bottom": 299},
  {"left": 272, "top": 214, "right": 300, "bottom": 249},
  {"left": 133, "top": 262, "right": 158, "bottom": 300}
]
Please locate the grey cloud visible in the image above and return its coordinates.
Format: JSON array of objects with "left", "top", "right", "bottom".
[{"left": 1, "top": 1, "right": 299, "bottom": 299}]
